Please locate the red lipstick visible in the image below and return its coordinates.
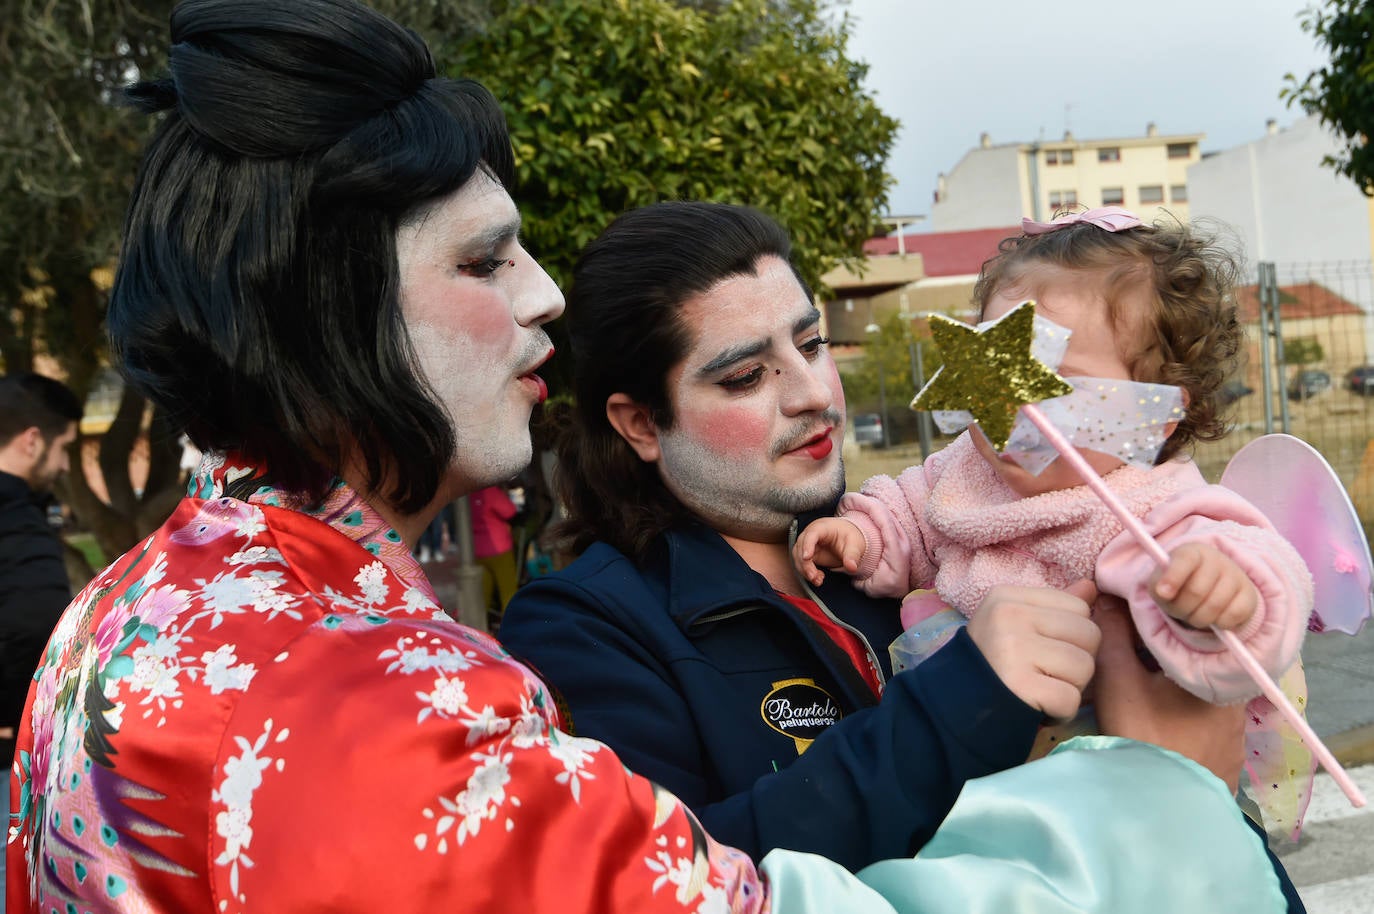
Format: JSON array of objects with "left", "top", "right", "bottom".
[{"left": 803, "top": 436, "right": 834, "bottom": 460}]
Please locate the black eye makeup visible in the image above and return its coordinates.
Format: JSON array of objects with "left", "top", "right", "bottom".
[
  {"left": 717, "top": 366, "right": 766, "bottom": 392},
  {"left": 714, "top": 336, "right": 829, "bottom": 392},
  {"left": 458, "top": 256, "right": 515, "bottom": 277}
]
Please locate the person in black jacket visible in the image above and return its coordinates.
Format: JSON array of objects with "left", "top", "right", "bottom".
[
  {"left": 0, "top": 373, "right": 81, "bottom": 800},
  {"left": 502, "top": 203, "right": 1100, "bottom": 866}
]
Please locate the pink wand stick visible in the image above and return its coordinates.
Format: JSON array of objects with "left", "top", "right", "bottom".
[{"left": 1020, "top": 404, "right": 1367, "bottom": 808}]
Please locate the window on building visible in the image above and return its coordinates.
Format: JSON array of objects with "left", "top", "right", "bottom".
[
  {"left": 1170, "top": 184, "right": 1188, "bottom": 203},
  {"left": 1138, "top": 185, "right": 1164, "bottom": 204},
  {"left": 1101, "top": 187, "right": 1124, "bottom": 205},
  {"left": 1167, "top": 142, "right": 1193, "bottom": 159},
  {"left": 1097, "top": 147, "right": 1121, "bottom": 163},
  {"left": 1045, "top": 149, "right": 1074, "bottom": 166},
  {"left": 1049, "top": 190, "right": 1079, "bottom": 209}
]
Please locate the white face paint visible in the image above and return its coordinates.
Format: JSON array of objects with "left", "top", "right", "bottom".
[
  {"left": 395, "top": 171, "right": 565, "bottom": 501},
  {"left": 651, "top": 257, "right": 846, "bottom": 542}
]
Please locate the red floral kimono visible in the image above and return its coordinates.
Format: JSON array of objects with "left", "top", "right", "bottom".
[
  {"left": 6, "top": 454, "right": 1288, "bottom": 914},
  {"left": 7, "top": 454, "right": 765, "bottom": 912}
]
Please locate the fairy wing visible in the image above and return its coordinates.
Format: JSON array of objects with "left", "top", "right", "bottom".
[
  {"left": 1220, "top": 433, "right": 1373, "bottom": 635},
  {"left": 1218, "top": 433, "right": 1373, "bottom": 840}
]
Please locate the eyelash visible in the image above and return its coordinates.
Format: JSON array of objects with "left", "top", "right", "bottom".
[
  {"left": 717, "top": 336, "right": 830, "bottom": 392},
  {"left": 459, "top": 257, "right": 514, "bottom": 277}
]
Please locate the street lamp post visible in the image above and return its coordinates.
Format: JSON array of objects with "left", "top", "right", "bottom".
[
  {"left": 864, "top": 315, "right": 891, "bottom": 450},
  {"left": 876, "top": 365, "right": 890, "bottom": 448},
  {"left": 899, "top": 302, "right": 937, "bottom": 460},
  {"left": 908, "top": 338, "right": 934, "bottom": 458},
  {"left": 451, "top": 496, "right": 488, "bottom": 632}
]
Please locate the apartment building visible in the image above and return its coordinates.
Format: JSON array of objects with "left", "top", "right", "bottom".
[
  {"left": 929, "top": 124, "right": 1203, "bottom": 232},
  {"left": 1188, "top": 115, "right": 1374, "bottom": 266}
]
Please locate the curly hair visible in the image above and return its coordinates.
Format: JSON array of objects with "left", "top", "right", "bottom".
[{"left": 972, "top": 216, "right": 1243, "bottom": 462}]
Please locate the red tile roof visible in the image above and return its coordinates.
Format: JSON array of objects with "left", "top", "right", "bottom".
[
  {"left": 862, "top": 226, "right": 1019, "bottom": 277},
  {"left": 1234, "top": 282, "right": 1365, "bottom": 323}
]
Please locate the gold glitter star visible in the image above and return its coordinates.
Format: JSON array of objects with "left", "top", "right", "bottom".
[{"left": 913, "top": 301, "right": 1073, "bottom": 449}]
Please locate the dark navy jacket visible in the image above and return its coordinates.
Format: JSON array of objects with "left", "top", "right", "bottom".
[
  {"left": 500, "top": 518, "right": 1043, "bottom": 871},
  {"left": 0, "top": 470, "right": 70, "bottom": 766}
]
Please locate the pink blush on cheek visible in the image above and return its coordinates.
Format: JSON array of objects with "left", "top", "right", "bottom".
[{"left": 688, "top": 407, "right": 770, "bottom": 456}]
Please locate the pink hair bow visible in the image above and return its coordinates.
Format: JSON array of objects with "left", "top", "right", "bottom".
[{"left": 1021, "top": 206, "right": 1142, "bottom": 235}]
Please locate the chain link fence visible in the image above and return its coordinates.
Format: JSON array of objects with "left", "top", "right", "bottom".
[{"left": 1195, "top": 260, "right": 1374, "bottom": 535}]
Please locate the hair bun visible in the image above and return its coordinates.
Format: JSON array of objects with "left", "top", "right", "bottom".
[
  {"left": 124, "top": 78, "right": 179, "bottom": 115},
  {"left": 158, "top": 0, "right": 436, "bottom": 158}
]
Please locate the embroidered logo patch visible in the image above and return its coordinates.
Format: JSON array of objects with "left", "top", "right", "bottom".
[{"left": 759, "top": 678, "right": 841, "bottom": 755}]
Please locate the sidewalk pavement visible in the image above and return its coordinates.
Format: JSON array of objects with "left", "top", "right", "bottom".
[{"left": 1305, "top": 619, "right": 1374, "bottom": 766}]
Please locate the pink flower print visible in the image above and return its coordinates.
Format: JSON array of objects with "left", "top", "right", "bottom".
[
  {"left": 132, "top": 583, "right": 191, "bottom": 633},
  {"left": 93, "top": 603, "right": 136, "bottom": 666},
  {"left": 27, "top": 670, "right": 61, "bottom": 787}
]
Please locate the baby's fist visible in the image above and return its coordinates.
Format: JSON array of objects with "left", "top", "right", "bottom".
[{"left": 1150, "top": 543, "right": 1257, "bottom": 631}]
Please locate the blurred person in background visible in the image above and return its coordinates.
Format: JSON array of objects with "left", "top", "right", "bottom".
[
  {"left": 0, "top": 372, "right": 82, "bottom": 892},
  {"left": 471, "top": 484, "right": 519, "bottom": 621}
]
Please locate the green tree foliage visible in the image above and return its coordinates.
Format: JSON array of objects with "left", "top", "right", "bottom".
[
  {"left": 1281, "top": 335, "right": 1325, "bottom": 366},
  {"left": 454, "top": 0, "right": 899, "bottom": 291},
  {"left": 1, "top": 0, "right": 895, "bottom": 563},
  {"left": 0, "top": 1, "right": 492, "bottom": 566},
  {"left": 1, "top": 0, "right": 181, "bottom": 565},
  {"left": 0, "top": 0, "right": 173, "bottom": 383},
  {"left": 1284, "top": 0, "right": 1374, "bottom": 194},
  {"left": 839, "top": 311, "right": 942, "bottom": 444}
]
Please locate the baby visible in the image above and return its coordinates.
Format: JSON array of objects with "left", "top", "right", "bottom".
[{"left": 797, "top": 207, "right": 1313, "bottom": 735}]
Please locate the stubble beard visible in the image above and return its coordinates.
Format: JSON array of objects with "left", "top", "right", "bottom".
[{"left": 660, "top": 435, "right": 847, "bottom": 538}]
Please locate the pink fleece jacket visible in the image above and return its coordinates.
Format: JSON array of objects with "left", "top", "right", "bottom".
[{"left": 838, "top": 432, "right": 1314, "bottom": 705}]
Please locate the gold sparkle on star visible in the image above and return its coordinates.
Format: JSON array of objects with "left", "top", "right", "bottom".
[{"left": 912, "top": 301, "right": 1073, "bottom": 449}]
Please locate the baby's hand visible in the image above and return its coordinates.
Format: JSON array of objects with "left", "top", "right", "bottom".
[
  {"left": 794, "top": 518, "right": 868, "bottom": 587},
  {"left": 1149, "top": 543, "right": 1257, "bottom": 631}
]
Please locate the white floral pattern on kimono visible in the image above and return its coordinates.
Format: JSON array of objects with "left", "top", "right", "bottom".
[{"left": 7, "top": 455, "right": 768, "bottom": 913}]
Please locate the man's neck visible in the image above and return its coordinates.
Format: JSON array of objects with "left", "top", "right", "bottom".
[
  {"left": 719, "top": 531, "right": 805, "bottom": 598},
  {"left": 0, "top": 448, "right": 35, "bottom": 492}
]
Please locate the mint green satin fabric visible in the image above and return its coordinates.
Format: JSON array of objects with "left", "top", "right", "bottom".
[{"left": 760, "top": 736, "right": 1286, "bottom": 913}]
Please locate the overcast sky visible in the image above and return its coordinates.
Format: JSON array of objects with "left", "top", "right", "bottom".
[{"left": 843, "top": 0, "right": 1332, "bottom": 221}]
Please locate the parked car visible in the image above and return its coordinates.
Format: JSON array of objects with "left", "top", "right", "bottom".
[
  {"left": 853, "top": 412, "right": 885, "bottom": 447},
  {"left": 1287, "top": 369, "right": 1332, "bottom": 401},
  {"left": 1346, "top": 365, "right": 1374, "bottom": 394},
  {"left": 1218, "top": 380, "right": 1254, "bottom": 405}
]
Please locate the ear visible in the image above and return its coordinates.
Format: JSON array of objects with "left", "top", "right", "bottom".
[
  {"left": 1163, "top": 388, "right": 1190, "bottom": 439},
  {"left": 17, "top": 426, "right": 43, "bottom": 457},
  {"left": 605, "top": 393, "right": 662, "bottom": 463}
]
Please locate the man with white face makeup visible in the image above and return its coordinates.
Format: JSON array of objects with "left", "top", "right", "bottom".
[{"left": 9, "top": 2, "right": 1292, "bottom": 911}]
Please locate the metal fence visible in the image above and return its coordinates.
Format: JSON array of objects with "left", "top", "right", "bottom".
[
  {"left": 1204, "top": 260, "right": 1374, "bottom": 532},
  {"left": 849, "top": 259, "right": 1374, "bottom": 533}
]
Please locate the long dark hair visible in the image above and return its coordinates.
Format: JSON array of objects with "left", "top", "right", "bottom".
[
  {"left": 108, "top": 0, "right": 513, "bottom": 511},
  {"left": 554, "top": 201, "right": 807, "bottom": 562}
]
